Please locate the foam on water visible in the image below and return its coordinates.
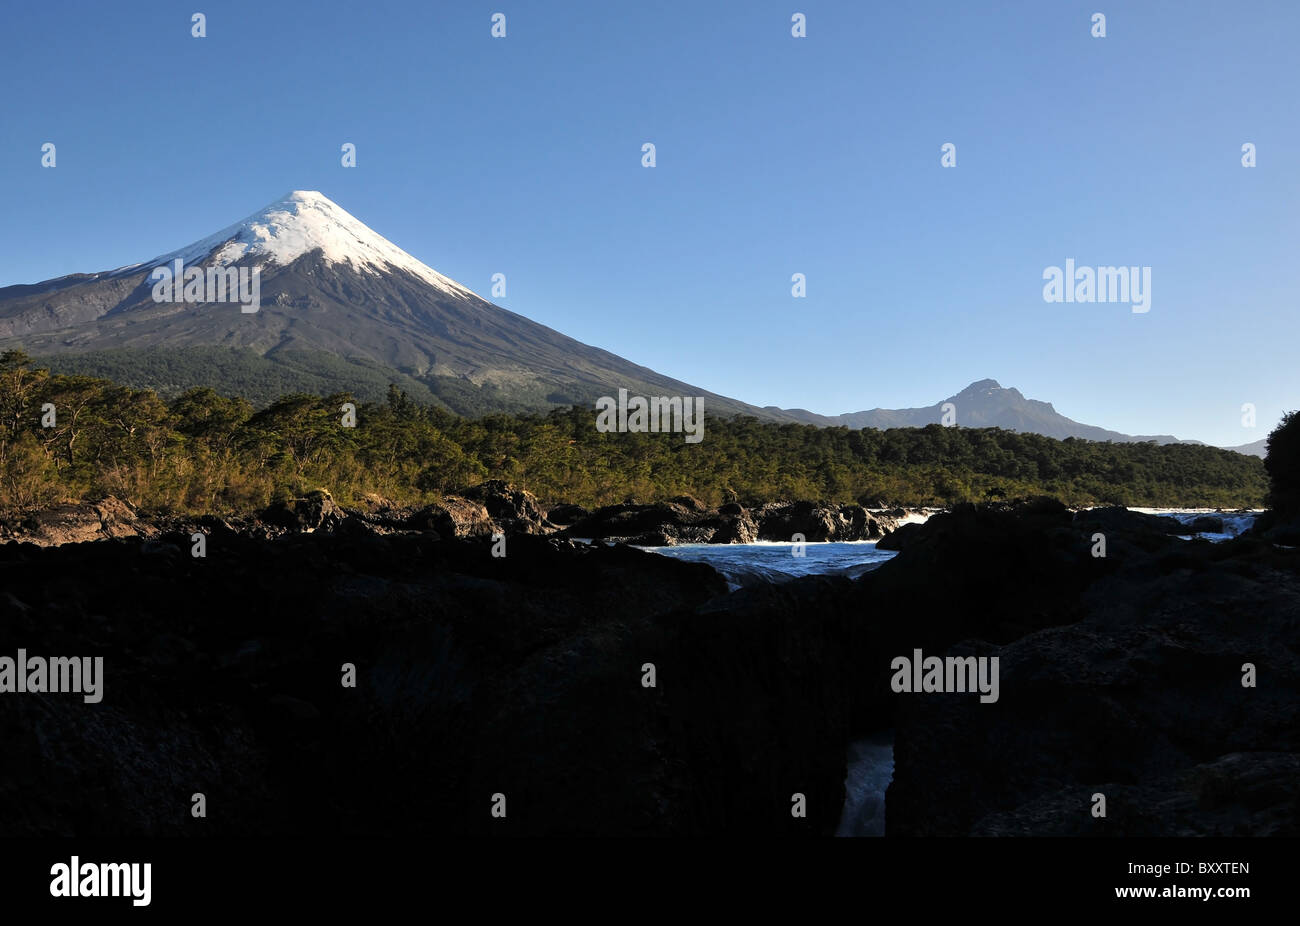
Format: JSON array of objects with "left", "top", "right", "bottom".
[
  {"left": 1128, "top": 508, "right": 1261, "bottom": 542},
  {"left": 641, "top": 540, "right": 898, "bottom": 590},
  {"left": 836, "top": 732, "right": 894, "bottom": 837}
]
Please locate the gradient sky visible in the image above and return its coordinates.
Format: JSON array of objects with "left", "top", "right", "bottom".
[{"left": 1, "top": 0, "right": 1296, "bottom": 445}]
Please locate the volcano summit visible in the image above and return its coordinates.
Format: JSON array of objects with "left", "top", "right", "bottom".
[{"left": 0, "top": 191, "right": 775, "bottom": 415}]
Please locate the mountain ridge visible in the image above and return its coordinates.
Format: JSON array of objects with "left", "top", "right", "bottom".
[
  {"left": 769, "top": 378, "right": 1194, "bottom": 445},
  {"left": 0, "top": 192, "right": 1263, "bottom": 454}
]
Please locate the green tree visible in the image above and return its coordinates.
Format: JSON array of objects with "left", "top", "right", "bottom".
[{"left": 1265, "top": 411, "right": 1300, "bottom": 518}]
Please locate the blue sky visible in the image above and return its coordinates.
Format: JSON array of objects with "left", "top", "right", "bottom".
[{"left": 1, "top": 0, "right": 1296, "bottom": 445}]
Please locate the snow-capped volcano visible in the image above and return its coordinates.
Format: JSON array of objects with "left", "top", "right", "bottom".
[
  {"left": 117, "top": 190, "right": 477, "bottom": 299},
  {"left": 0, "top": 191, "right": 776, "bottom": 416}
]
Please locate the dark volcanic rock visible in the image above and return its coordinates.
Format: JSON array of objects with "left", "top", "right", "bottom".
[
  {"left": 969, "top": 752, "right": 1300, "bottom": 837},
  {"left": 876, "top": 522, "right": 922, "bottom": 551},
  {"left": 1250, "top": 510, "right": 1300, "bottom": 545},
  {"left": 544, "top": 503, "right": 589, "bottom": 526},
  {"left": 881, "top": 504, "right": 1300, "bottom": 836},
  {"left": 563, "top": 501, "right": 751, "bottom": 546},
  {"left": 692, "top": 496, "right": 1299, "bottom": 837},
  {"left": 565, "top": 502, "right": 698, "bottom": 544},
  {"left": 867, "top": 498, "right": 1095, "bottom": 644},
  {"left": 408, "top": 496, "right": 494, "bottom": 538},
  {"left": 755, "top": 501, "right": 897, "bottom": 543},
  {"left": 0, "top": 496, "right": 148, "bottom": 546},
  {"left": 332, "top": 499, "right": 420, "bottom": 536},
  {"left": 710, "top": 505, "right": 759, "bottom": 544},
  {"left": 659, "top": 575, "right": 862, "bottom": 834},
  {"left": 1073, "top": 505, "right": 1186, "bottom": 537},
  {"left": 0, "top": 531, "right": 733, "bottom": 836},
  {"left": 1189, "top": 515, "right": 1225, "bottom": 534},
  {"left": 2, "top": 494, "right": 1295, "bottom": 838},
  {"left": 756, "top": 501, "right": 840, "bottom": 542},
  {"left": 259, "top": 489, "right": 344, "bottom": 533},
  {"left": 460, "top": 480, "right": 555, "bottom": 535}
]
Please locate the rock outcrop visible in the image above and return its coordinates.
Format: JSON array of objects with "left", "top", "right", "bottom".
[
  {"left": 460, "top": 480, "right": 555, "bottom": 535},
  {"left": 1, "top": 486, "right": 914, "bottom": 550},
  {"left": 563, "top": 500, "right": 897, "bottom": 546},
  {"left": 544, "top": 503, "right": 588, "bottom": 526},
  {"left": 259, "top": 489, "right": 345, "bottom": 533},
  {"left": 754, "top": 501, "right": 895, "bottom": 542},
  {"left": 0, "top": 496, "right": 148, "bottom": 546},
  {"left": 564, "top": 501, "right": 748, "bottom": 545}
]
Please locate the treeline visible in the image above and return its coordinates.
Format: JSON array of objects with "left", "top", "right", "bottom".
[
  {"left": 0, "top": 351, "right": 1268, "bottom": 514},
  {"left": 38, "top": 345, "right": 587, "bottom": 414}
]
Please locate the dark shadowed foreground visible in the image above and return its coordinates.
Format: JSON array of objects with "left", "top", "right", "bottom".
[{"left": 0, "top": 498, "right": 1296, "bottom": 836}]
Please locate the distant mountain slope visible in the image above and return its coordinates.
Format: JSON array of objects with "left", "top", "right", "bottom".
[
  {"left": 768, "top": 379, "right": 1195, "bottom": 444},
  {"left": 1221, "top": 437, "right": 1268, "bottom": 458}
]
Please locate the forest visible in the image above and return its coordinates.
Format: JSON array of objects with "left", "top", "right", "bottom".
[{"left": 0, "top": 351, "right": 1269, "bottom": 514}]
